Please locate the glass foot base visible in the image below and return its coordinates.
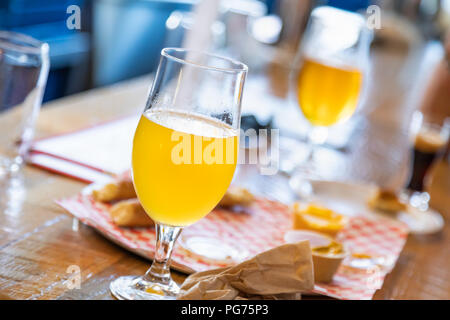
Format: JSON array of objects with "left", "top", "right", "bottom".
[
  {"left": 110, "top": 276, "right": 180, "bottom": 300},
  {"left": 289, "top": 174, "right": 314, "bottom": 199},
  {"left": 0, "top": 157, "right": 21, "bottom": 177}
]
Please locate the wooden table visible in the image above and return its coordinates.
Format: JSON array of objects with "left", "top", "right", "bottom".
[{"left": 0, "top": 46, "right": 449, "bottom": 300}]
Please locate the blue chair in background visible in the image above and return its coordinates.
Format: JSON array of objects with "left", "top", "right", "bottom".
[
  {"left": 325, "top": 0, "right": 372, "bottom": 12},
  {"left": 0, "top": 0, "right": 90, "bottom": 102},
  {"left": 0, "top": 0, "right": 196, "bottom": 100},
  {"left": 92, "top": 0, "right": 195, "bottom": 87}
]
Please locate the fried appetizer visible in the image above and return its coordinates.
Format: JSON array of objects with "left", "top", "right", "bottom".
[
  {"left": 109, "top": 199, "right": 154, "bottom": 227},
  {"left": 92, "top": 179, "right": 136, "bottom": 203},
  {"left": 367, "top": 189, "right": 407, "bottom": 214},
  {"left": 291, "top": 203, "right": 348, "bottom": 237},
  {"left": 218, "top": 186, "right": 255, "bottom": 208}
]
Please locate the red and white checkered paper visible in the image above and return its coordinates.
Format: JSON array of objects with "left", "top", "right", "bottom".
[{"left": 56, "top": 194, "right": 408, "bottom": 300}]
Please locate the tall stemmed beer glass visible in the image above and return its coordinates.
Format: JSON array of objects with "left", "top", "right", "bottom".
[
  {"left": 289, "top": 6, "right": 372, "bottom": 194},
  {"left": 110, "top": 48, "right": 247, "bottom": 300}
]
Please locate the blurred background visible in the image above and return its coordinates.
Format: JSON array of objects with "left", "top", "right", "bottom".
[
  {"left": 2, "top": 0, "right": 450, "bottom": 190},
  {"left": 1, "top": 0, "right": 449, "bottom": 101}
]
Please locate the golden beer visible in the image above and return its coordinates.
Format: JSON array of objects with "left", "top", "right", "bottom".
[
  {"left": 132, "top": 109, "right": 238, "bottom": 226},
  {"left": 297, "top": 57, "right": 363, "bottom": 126}
]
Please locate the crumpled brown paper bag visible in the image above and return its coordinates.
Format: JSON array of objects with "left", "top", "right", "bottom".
[{"left": 177, "top": 241, "right": 314, "bottom": 300}]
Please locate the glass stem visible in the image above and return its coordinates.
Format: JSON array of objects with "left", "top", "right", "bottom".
[
  {"left": 305, "top": 126, "right": 328, "bottom": 167},
  {"left": 142, "top": 224, "right": 182, "bottom": 285},
  {"left": 288, "top": 126, "right": 329, "bottom": 199}
]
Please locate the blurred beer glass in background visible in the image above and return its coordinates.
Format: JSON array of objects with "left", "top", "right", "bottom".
[
  {"left": 289, "top": 6, "right": 372, "bottom": 196},
  {"left": 0, "top": 31, "right": 49, "bottom": 175},
  {"left": 405, "top": 111, "right": 449, "bottom": 210}
]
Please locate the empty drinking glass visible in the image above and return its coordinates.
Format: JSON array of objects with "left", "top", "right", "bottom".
[{"left": 0, "top": 31, "right": 49, "bottom": 175}]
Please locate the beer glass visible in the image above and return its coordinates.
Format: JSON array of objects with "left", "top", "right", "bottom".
[
  {"left": 0, "top": 31, "right": 49, "bottom": 175},
  {"left": 405, "top": 111, "right": 449, "bottom": 210},
  {"left": 110, "top": 48, "right": 247, "bottom": 300},
  {"left": 289, "top": 6, "right": 372, "bottom": 195}
]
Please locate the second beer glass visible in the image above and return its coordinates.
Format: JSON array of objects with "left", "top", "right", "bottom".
[{"left": 290, "top": 6, "right": 372, "bottom": 193}]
